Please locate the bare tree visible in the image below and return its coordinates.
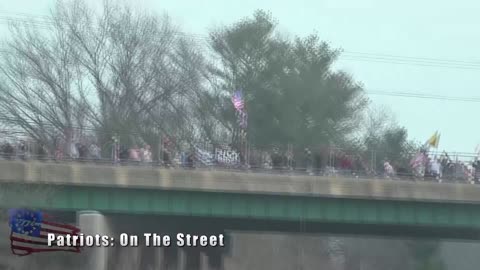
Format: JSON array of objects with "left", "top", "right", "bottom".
[
  {"left": 0, "top": 8, "right": 87, "bottom": 154},
  {"left": 362, "top": 104, "right": 398, "bottom": 143},
  {"left": 57, "top": 0, "right": 208, "bottom": 151},
  {"left": 0, "top": 0, "right": 209, "bottom": 158}
]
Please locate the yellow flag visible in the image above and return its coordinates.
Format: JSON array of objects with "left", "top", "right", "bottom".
[{"left": 426, "top": 131, "right": 440, "bottom": 148}]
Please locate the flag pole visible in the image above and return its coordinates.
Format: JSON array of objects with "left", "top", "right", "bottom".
[
  {"left": 245, "top": 130, "right": 249, "bottom": 168},
  {"left": 231, "top": 88, "right": 248, "bottom": 168}
]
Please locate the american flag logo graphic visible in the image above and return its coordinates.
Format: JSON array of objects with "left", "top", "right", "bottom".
[{"left": 8, "top": 209, "right": 81, "bottom": 256}]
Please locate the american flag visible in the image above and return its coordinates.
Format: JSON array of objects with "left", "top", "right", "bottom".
[
  {"left": 8, "top": 209, "right": 81, "bottom": 256},
  {"left": 410, "top": 152, "right": 426, "bottom": 169},
  {"left": 231, "top": 90, "right": 245, "bottom": 111}
]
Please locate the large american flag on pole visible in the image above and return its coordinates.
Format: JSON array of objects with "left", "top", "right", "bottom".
[
  {"left": 8, "top": 209, "right": 81, "bottom": 256},
  {"left": 231, "top": 90, "right": 245, "bottom": 111},
  {"left": 231, "top": 89, "right": 248, "bottom": 166},
  {"left": 231, "top": 90, "right": 248, "bottom": 129}
]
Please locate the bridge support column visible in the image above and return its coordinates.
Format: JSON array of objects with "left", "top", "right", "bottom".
[
  {"left": 184, "top": 248, "right": 201, "bottom": 270},
  {"left": 206, "top": 251, "right": 224, "bottom": 270},
  {"left": 200, "top": 251, "right": 209, "bottom": 270},
  {"left": 170, "top": 248, "right": 213, "bottom": 270},
  {"left": 153, "top": 247, "right": 164, "bottom": 269},
  {"left": 163, "top": 247, "right": 179, "bottom": 270},
  {"left": 77, "top": 211, "right": 109, "bottom": 270},
  {"left": 178, "top": 247, "right": 187, "bottom": 270}
]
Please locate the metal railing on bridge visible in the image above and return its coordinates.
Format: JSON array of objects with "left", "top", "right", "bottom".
[{"left": 1, "top": 129, "right": 479, "bottom": 185}]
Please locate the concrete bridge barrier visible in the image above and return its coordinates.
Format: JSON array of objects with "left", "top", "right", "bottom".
[{"left": 1, "top": 160, "right": 480, "bottom": 203}]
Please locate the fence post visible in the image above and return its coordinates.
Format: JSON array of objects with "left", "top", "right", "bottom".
[
  {"left": 158, "top": 135, "right": 162, "bottom": 166},
  {"left": 111, "top": 135, "right": 119, "bottom": 165}
]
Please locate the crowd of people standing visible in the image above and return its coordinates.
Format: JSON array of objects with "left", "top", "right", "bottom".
[
  {"left": 382, "top": 150, "right": 480, "bottom": 184},
  {"left": 1, "top": 135, "right": 480, "bottom": 184}
]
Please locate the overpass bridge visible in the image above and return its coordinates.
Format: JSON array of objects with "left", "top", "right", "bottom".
[{"left": 1, "top": 160, "right": 480, "bottom": 269}]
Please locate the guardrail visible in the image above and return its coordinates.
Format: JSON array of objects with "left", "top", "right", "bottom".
[{"left": 0, "top": 153, "right": 477, "bottom": 185}]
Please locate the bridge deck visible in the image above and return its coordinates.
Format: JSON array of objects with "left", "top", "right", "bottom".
[{"left": 1, "top": 160, "right": 480, "bottom": 203}]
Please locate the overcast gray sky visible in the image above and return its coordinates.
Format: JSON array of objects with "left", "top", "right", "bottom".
[{"left": 1, "top": 0, "right": 479, "bottom": 154}]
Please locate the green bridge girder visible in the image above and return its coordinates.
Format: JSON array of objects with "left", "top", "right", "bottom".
[{"left": 1, "top": 182, "right": 480, "bottom": 239}]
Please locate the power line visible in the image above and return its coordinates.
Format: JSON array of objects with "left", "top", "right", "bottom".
[
  {"left": 0, "top": 15, "right": 52, "bottom": 29},
  {"left": 1, "top": 12, "right": 480, "bottom": 70},
  {"left": 339, "top": 55, "right": 480, "bottom": 71},
  {"left": 366, "top": 90, "right": 480, "bottom": 103},
  {"left": 343, "top": 51, "right": 480, "bottom": 66},
  {"left": 1, "top": 13, "right": 480, "bottom": 103},
  {"left": 0, "top": 11, "right": 50, "bottom": 20}
]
